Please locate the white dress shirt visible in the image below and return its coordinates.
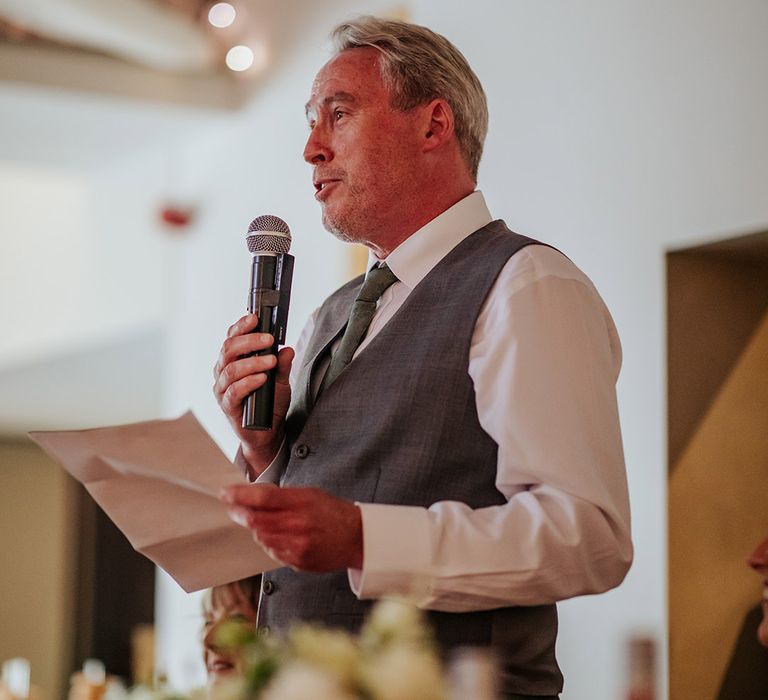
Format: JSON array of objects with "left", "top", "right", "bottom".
[{"left": 261, "top": 191, "right": 632, "bottom": 612}]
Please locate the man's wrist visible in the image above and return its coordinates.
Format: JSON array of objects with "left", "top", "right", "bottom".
[{"left": 240, "top": 437, "right": 282, "bottom": 479}]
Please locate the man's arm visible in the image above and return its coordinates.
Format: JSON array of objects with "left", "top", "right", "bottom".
[{"left": 350, "top": 246, "right": 633, "bottom": 610}]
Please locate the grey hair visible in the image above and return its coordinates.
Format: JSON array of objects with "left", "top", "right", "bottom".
[{"left": 331, "top": 16, "right": 488, "bottom": 181}]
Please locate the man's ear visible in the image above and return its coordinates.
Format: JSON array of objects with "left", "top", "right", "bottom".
[{"left": 421, "top": 98, "right": 455, "bottom": 153}]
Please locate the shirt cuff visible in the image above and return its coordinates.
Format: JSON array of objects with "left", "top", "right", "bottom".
[
  {"left": 235, "top": 439, "right": 288, "bottom": 484},
  {"left": 253, "top": 438, "right": 288, "bottom": 484},
  {"left": 348, "top": 503, "right": 434, "bottom": 605}
]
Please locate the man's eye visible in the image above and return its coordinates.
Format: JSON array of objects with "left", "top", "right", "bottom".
[{"left": 334, "top": 109, "right": 345, "bottom": 121}]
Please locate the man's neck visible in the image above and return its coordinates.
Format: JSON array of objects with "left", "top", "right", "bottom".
[{"left": 365, "top": 181, "right": 476, "bottom": 259}]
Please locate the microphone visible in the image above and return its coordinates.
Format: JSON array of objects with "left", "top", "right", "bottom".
[{"left": 242, "top": 215, "right": 294, "bottom": 430}]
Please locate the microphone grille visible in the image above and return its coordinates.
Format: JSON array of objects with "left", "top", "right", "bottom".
[
  {"left": 248, "top": 215, "right": 290, "bottom": 234},
  {"left": 246, "top": 215, "right": 291, "bottom": 254}
]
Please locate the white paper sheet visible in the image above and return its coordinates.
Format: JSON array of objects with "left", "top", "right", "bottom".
[{"left": 29, "top": 411, "right": 279, "bottom": 592}]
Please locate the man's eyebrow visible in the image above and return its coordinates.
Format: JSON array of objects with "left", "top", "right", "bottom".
[{"left": 305, "top": 92, "right": 356, "bottom": 118}]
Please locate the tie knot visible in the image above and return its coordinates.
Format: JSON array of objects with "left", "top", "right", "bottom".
[{"left": 356, "top": 263, "right": 398, "bottom": 303}]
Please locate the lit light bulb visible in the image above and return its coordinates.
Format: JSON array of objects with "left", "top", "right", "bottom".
[
  {"left": 226, "top": 45, "right": 254, "bottom": 72},
  {"left": 208, "top": 2, "right": 236, "bottom": 29}
]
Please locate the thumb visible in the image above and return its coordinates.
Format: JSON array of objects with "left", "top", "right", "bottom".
[{"left": 276, "top": 346, "right": 295, "bottom": 385}]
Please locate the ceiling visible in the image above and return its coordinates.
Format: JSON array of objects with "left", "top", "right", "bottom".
[
  {"left": 0, "top": 0, "right": 342, "bottom": 109},
  {"left": 0, "top": 0, "right": 224, "bottom": 73}
]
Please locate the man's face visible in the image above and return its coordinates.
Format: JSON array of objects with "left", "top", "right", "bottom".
[
  {"left": 748, "top": 537, "right": 768, "bottom": 647},
  {"left": 303, "top": 48, "right": 424, "bottom": 247}
]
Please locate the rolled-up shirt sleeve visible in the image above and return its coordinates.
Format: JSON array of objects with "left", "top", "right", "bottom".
[{"left": 349, "top": 246, "right": 633, "bottom": 610}]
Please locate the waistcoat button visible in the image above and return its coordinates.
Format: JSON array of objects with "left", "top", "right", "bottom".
[
  {"left": 295, "top": 444, "right": 310, "bottom": 458},
  {"left": 263, "top": 580, "right": 275, "bottom": 595}
]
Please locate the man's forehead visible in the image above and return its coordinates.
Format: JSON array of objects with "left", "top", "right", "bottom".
[
  {"left": 305, "top": 48, "right": 384, "bottom": 112},
  {"left": 305, "top": 91, "right": 355, "bottom": 118}
]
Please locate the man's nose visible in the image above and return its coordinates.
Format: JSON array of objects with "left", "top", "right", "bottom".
[{"left": 303, "top": 129, "right": 332, "bottom": 164}]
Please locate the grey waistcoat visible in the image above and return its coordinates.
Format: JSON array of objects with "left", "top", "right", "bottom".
[{"left": 258, "top": 220, "right": 564, "bottom": 696}]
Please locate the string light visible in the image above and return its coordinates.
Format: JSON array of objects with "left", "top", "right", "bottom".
[
  {"left": 208, "top": 2, "right": 236, "bottom": 29},
  {"left": 225, "top": 45, "right": 254, "bottom": 72}
]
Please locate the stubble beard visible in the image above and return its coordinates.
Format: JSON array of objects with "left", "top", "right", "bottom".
[
  {"left": 319, "top": 185, "right": 371, "bottom": 247},
  {"left": 322, "top": 213, "right": 360, "bottom": 244}
]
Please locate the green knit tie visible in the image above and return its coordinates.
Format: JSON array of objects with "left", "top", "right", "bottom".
[{"left": 319, "top": 264, "right": 399, "bottom": 394}]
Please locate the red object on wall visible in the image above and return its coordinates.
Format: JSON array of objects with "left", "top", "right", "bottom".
[{"left": 160, "top": 205, "right": 194, "bottom": 228}]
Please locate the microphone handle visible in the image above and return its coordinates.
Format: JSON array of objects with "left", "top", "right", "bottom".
[{"left": 243, "top": 255, "right": 279, "bottom": 430}]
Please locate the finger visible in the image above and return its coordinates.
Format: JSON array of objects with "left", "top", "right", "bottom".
[
  {"left": 226, "top": 314, "right": 260, "bottom": 339},
  {"left": 213, "top": 353, "right": 277, "bottom": 396},
  {"left": 254, "top": 531, "right": 314, "bottom": 572},
  {"left": 275, "top": 346, "right": 295, "bottom": 385},
  {"left": 245, "top": 509, "right": 306, "bottom": 534},
  {"left": 214, "top": 333, "right": 275, "bottom": 378},
  {"left": 220, "top": 483, "right": 296, "bottom": 510},
  {"left": 227, "top": 506, "right": 304, "bottom": 546},
  {"left": 228, "top": 505, "right": 253, "bottom": 529},
  {"left": 219, "top": 374, "right": 272, "bottom": 414}
]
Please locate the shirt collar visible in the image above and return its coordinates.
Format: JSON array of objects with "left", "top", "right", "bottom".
[{"left": 367, "top": 191, "right": 493, "bottom": 290}]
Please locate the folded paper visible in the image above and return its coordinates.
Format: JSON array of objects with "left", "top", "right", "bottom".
[{"left": 29, "top": 411, "right": 278, "bottom": 592}]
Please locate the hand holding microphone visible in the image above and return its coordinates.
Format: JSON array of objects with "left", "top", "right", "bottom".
[{"left": 213, "top": 215, "right": 295, "bottom": 472}]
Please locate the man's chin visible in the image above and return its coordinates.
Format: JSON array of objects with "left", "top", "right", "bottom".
[{"left": 321, "top": 209, "right": 366, "bottom": 246}]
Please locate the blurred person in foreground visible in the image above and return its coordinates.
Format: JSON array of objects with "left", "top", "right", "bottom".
[
  {"left": 748, "top": 536, "right": 768, "bottom": 648},
  {"left": 213, "top": 16, "right": 633, "bottom": 698},
  {"left": 202, "top": 578, "right": 260, "bottom": 692},
  {"left": 716, "top": 536, "right": 768, "bottom": 699}
]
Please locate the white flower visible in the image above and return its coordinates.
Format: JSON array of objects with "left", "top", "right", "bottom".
[
  {"left": 289, "top": 626, "right": 361, "bottom": 686},
  {"left": 361, "top": 645, "right": 447, "bottom": 700},
  {"left": 362, "top": 599, "right": 430, "bottom": 649},
  {"left": 260, "top": 662, "right": 356, "bottom": 700}
]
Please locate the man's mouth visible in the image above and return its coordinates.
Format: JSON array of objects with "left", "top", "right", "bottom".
[{"left": 313, "top": 178, "right": 341, "bottom": 201}]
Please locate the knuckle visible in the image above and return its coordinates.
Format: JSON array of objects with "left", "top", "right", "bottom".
[
  {"left": 227, "top": 318, "right": 244, "bottom": 338},
  {"left": 222, "top": 337, "right": 236, "bottom": 356},
  {"left": 222, "top": 385, "right": 239, "bottom": 409},
  {"left": 222, "top": 363, "right": 237, "bottom": 383}
]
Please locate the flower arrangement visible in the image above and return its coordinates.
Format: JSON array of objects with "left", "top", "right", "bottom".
[
  {"left": 211, "top": 599, "right": 448, "bottom": 700},
  {"left": 69, "top": 600, "right": 492, "bottom": 700}
]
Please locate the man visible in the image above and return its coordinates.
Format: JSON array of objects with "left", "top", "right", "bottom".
[{"left": 213, "top": 16, "right": 632, "bottom": 698}]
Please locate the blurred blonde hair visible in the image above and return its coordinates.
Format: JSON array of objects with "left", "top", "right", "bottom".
[{"left": 201, "top": 576, "right": 260, "bottom": 618}]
